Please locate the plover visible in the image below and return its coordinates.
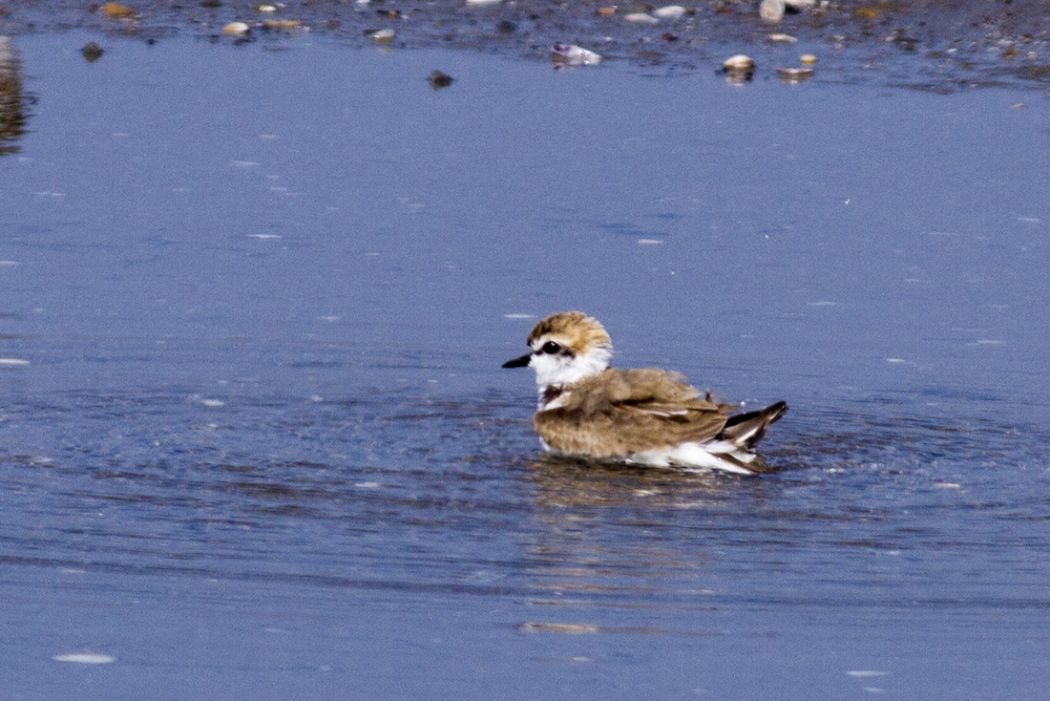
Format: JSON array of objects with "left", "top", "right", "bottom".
[{"left": 503, "top": 311, "right": 787, "bottom": 475}]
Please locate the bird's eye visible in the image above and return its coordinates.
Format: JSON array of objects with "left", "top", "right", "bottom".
[{"left": 541, "top": 341, "right": 561, "bottom": 355}]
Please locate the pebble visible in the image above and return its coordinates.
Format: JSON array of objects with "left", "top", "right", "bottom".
[
  {"left": 0, "top": 358, "right": 30, "bottom": 366},
  {"left": 81, "top": 42, "right": 104, "bottom": 62},
  {"left": 800, "top": 53, "right": 818, "bottom": 65},
  {"left": 723, "top": 54, "right": 755, "bottom": 82},
  {"left": 551, "top": 43, "right": 602, "bottom": 66},
  {"left": 369, "top": 28, "right": 396, "bottom": 43},
  {"left": 768, "top": 33, "right": 798, "bottom": 43},
  {"left": 723, "top": 54, "right": 754, "bottom": 71},
  {"left": 759, "top": 0, "right": 785, "bottom": 22},
  {"left": 465, "top": 0, "right": 502, "bottom": 5},
  {"left": 262, "top": 19, "right": 304, "bottom": 31},
  {"left": 101, "top": 2, "right": 136, "bottom": 19},
  {"left": 255, "top": 3, "right": 278, "bottom": 11},
  {"left": 777, "top": 66, "right": 814, "bottom": 82},
  {"left": 652, "top": 5, "right": 686, "bottom": 19},
  {"left": 427, "top": 69, "right": 454, "bottom": 89},
  {"left": 597, "top": 6, "right": 617, "bottom": 17},
  {"left": 222, "top": 21, "right": 251, "bottom": 36},
  {"left": 624, "top": 12, "right": 659, "bottom": 24}
]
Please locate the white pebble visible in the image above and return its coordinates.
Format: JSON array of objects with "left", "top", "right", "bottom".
[
  {"left": 222, "top": 21, "right": 251, "bottom": 36},
  {"left": 551, "top": 43, "right": 602, "bottom": 66},
  {"left": 723, "top": 54, "right": 755, "bottom": 70},
  {"left": 652, "top": 5, "right": 686, "bottom": 19},
  {"left": 759, "top": 0, "right": 785, "bottom": 22},
  {"left": 624, "top": 12, "right": 659, "bottom": 24},
  {"left": 0, "top": 358, "right": 29, "bottom": 366}
]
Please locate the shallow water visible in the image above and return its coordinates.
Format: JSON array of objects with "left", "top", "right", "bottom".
[{"left": 2, "top": 33, "right": 1050, "bottom": 699}]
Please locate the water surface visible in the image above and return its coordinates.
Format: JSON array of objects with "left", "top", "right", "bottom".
[{"left": 2, "top": 33, "right": 1049, "bottom": 699}]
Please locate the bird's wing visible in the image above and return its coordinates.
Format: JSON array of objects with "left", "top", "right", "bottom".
[{"left": 534, "top": 368, "right": 729, "bottom": 457}]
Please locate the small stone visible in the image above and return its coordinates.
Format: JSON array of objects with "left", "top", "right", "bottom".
[
  {"left": 427, "top": 69, "right": 454, "bottom": 89},
  {"left": 101, "top": 2, "right": 136, "bottom": 19},
  {"left": 800, "top": 53, "right": 817, "bottom": 65},
  {"left": 496, "top": 19, "right": 517, "bottom": 33},
  {"left": 624, "top": 12, "right": 659, "bottom": 24},
  {"left": 722, "top": 54, "right": 755, "bottom": 82},
  {"left": 551, "top": 43, "right": 602, "bottom": 66},
  {"left": 768, "top": 33, "right": 797, "bottom": 43},
  {"left": 596, "top": 5, "right": 617, "bottom": 16},
  {"left": 262, "top": 18, "right": 303, "bottom": 31},
  {"left": 369, "top": 27, "right": 395, "bottom": 43},
  {"left": 777, "top": 66, "right": 814, "bottom": 82},
  {"left": 759, "top": 0, "right": 785, "bottom": 22},
  {"left": 222, "top": 21, "right": 251, "bottom": 36},
  {"left": 465, "top": 0, "right": 502, "bottom": 5},
  {"left": 255, "top": 3, "right": 277, "bottom": 11},
  {"left": 81, "top": 42, "right": 104, "bottom": 62},
  {"left": 652, "top": 5, "right": 686, "bottom": 19},
  {"left": 723, "top": 54, "right": 754, "bottom": 71}
]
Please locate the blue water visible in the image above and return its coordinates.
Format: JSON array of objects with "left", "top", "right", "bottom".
[{"left": 2, "top": 32, "right": 1049, "bottom": 699}]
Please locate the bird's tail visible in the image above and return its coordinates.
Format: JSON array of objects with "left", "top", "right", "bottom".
[{"left": 718, "top": 401, "right": 788, "bottom": 451}]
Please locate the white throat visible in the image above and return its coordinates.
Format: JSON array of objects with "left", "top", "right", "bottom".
[{"left": 531, "top": 346, "right": 611, "bottom": 406}]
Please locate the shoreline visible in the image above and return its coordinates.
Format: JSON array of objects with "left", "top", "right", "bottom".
[{"left": 1, "top": 1, "right": 1049, "bottom": 91}]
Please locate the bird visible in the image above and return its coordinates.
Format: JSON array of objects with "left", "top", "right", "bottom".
[{"left": 502, "top": 311, "right": 787, "bottom": 475}]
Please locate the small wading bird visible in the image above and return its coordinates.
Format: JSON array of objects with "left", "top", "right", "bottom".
[{"left": 502, "top": 311, "right": 787, "bottom": 475}]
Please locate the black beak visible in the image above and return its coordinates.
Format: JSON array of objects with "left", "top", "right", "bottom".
[{"left": 502, "top": 353, "right": 532, "bottom": 369}]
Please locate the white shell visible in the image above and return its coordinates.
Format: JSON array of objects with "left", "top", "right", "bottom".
[
  {"left": 370, "top": 28, "right": 395, "bottom": 43},
  {"left": 723, "top": 54, "right": 755, "bottom": 70},
  {"left": 759, "top": 0, "right": 785, "bottom": 22},
  {"left": 777, "top": 66, "right": 814, "bottom": 82},
  {"left": 652, "top": 5, "right": 686, "bottom": 19},
  {"left": 551, "top": 43, "right": 603, "bottom": 66},
  {"left": 624, "top": 12, "right": 660, "bottom": 24},
  {"left": 222, "top": 21, "right": 251, "bottom": 36}
]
